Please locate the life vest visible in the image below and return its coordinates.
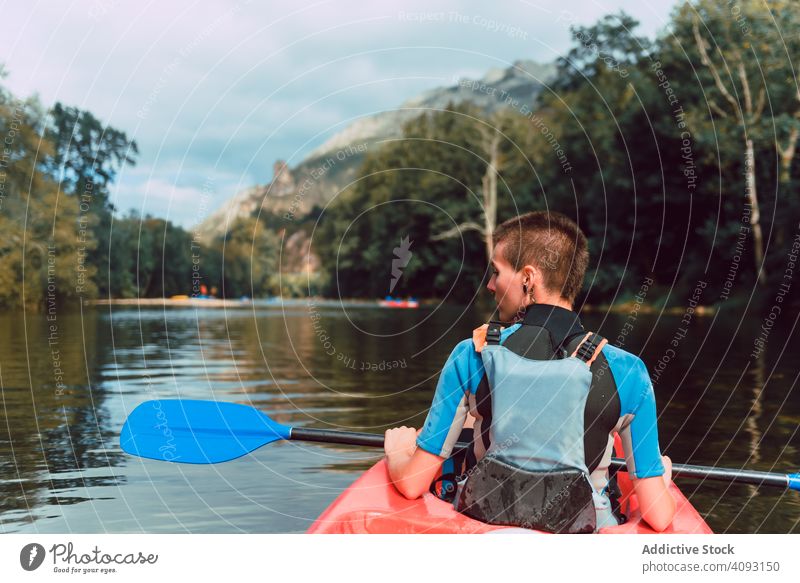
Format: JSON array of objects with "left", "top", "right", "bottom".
[{"left": 455, "top": 320, "right": 608, "bottom": 533}]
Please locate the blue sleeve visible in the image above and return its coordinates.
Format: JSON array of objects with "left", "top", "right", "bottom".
[
  {"left": 416, "top": 324, "right": 521, "bottom": 459},
  {"left": 603, "top": 345, "right": 665, "bottom": 479},
  {"left": 416, "top": 338, "right": 483, "bottom": 458}
]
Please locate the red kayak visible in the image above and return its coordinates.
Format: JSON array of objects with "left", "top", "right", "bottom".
[{"left": 308, "top": 457, "right": 713, "bottom": 534}]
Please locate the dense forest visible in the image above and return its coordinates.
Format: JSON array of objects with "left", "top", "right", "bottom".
[
  {"left": 319, "top": 0, "right": 800, "bottom": 309},
  {"left": 1, "top": 0, "right": 798, "bottom": 311},
  {"left": 0, "top": 84, "right": 287, "bottom": 309}
]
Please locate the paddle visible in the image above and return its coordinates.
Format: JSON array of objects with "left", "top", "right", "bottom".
[{"left": 120, "top": 399, "right": 800, "bottom": 491}]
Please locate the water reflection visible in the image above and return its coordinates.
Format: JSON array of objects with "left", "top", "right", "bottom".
[{"left": 0, "top": 302, "right": 797, "bottom": 533}]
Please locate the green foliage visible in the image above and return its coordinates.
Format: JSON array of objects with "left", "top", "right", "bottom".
[
  {"left": 3, "top": 1, "right": 800, "bottom": 310},
  {"left": 312, "top": 4, "right": 800, "bottom": 308},
  {"left": 45, "top": 102, "right": 139, "bottom": 297},
  {"left": 0, "top": 87, "right": 95, "bottom": 310},
  {"left": 317, "top": 102, "right": 526, "bottom": 300},
  {"left": 275, "top": 271, "right": 325, "bottom": 298},
  {"left": 215, "top": 216, "right": 279, "bottom": 298},
  {"left": 46, "top": 103, "right": 138, "bottom": 204},
  {"left": 662, "top": 0, "right": 800, "bottom": 293}
]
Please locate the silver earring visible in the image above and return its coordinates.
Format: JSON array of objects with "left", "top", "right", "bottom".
[{"left": 525, "top": 280, "right": 536, "bottom": 304}]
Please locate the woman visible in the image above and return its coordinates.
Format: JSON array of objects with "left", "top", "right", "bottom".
[{"left": 384, "top": 211, "right": 675, "bottom": 532}]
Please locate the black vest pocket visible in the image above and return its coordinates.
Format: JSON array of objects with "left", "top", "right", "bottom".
[{"left": 456, "top": 456, "right": 596, "bottom": 534}]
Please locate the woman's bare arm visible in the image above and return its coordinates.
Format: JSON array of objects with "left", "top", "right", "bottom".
[{"left": 632, "top": 455, "right": 676, "bottom": 532}]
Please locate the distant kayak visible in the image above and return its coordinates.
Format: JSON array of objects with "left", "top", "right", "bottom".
[
  {"left": 308, "top": 459, "right": 713, "bottom": 534},
  {"left": 378, "top": 297, "right": 419, "bottom": 308}
]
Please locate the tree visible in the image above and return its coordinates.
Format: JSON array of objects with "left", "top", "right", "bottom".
[
  {"left": 316, "top": 103, "right": 495, "bottom": 299},
  {"left": 668, "top": 0, "right": 800, "bottom": 285},
  {"left": 0, "top": 84, "right": 94, "bottom": 309},
  {"left": 535, "top": 13, "right": 682, "bottom": 300},
  {"left": 46, "top": 103, "right": 138, "bottom": 296},
  {"left": 217, "top": 216, "right": 278, "bottom": 298},
  {"left": 46, "top": 103, "right": 138, "bottom": 202},
  {"left": 431, "top": 108, "right": 531, "bottom": 262}
]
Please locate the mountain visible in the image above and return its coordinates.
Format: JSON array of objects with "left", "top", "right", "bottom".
[
  {"left": 305, "top": 59, "right": 555, "bottom": 161},
  {"left": 197, "top": 59, "right": 555, "bottom": 247}
]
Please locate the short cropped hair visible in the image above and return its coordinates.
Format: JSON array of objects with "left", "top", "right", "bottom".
[{"left": 492, "top": 211, "right": 589, "bottom": 304}]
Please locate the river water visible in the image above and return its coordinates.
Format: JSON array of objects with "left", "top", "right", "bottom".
[{"left": 0, "top": 301, "right": 798, "bottom": 533}]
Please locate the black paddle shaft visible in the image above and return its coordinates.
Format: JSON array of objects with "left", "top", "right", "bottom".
[
  {"left": 290, "top": 427, "right": 387, "bottom": 447},
  {"left": 609, "top": 458, "right": 793, "bottom": 489},
  {"left": 290, "top": 427, "right": 796, "bottom": 489},
  {"left": 290, "top": 428, "right": 472, "bottom": 449}
]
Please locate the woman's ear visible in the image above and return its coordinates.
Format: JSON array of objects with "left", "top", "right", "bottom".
[{"left": 522, "top": 265, "right": 538, "bottom": 286}]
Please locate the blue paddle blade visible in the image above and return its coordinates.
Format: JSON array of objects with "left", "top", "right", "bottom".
[{"left": 120, "top": 399, "right": 292, "bottom": 464}]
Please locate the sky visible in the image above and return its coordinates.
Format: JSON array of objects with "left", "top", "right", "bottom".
[{"left": 1, "top": 0, "right": 680, "bottom": 227}]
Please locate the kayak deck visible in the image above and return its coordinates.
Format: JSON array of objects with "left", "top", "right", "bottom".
[{"left": 308, "top": 459, "right": 713, "bottom": 534}]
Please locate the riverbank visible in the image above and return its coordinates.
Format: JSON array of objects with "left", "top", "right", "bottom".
[
  {"left": 84, "top": 296, "right": 385, "bottom": 308},
  {"left": 84, "top": 296, "right": 718, "bottom": 315},
  {"left": 581, "top": 301, "right": 717, "bottom": 316}
]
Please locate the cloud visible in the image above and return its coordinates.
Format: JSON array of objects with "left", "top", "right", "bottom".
[
  {"left": 110, "top": 167, "right": 250, "bottom": 228},
  {"left": 1, "top": 0, "right": 675, "bottom": 226}
]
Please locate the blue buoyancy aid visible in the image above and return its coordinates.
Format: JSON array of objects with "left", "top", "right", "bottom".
[{"left": 455, "top": 320, "right": 608, "bottom": 533}]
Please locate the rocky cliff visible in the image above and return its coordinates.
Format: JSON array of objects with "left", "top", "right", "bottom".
[{"left": 197, "top": 59, "right": 555, "bottom": 269}]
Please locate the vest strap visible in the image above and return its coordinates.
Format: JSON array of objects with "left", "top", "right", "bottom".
[
  {"left": 472, "top": 320, "right": 505, "bottom": 352},
  {"left": 571, "top": 332, "right": 608, "bottom": 367}
]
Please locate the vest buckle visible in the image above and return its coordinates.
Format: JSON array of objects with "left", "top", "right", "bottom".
[{"left": 486, "top": 320, "right": 503, "bottom": 345}]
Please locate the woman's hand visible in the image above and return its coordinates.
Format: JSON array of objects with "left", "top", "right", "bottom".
[
  {"left": 384, "top": 426, "right": 419, "bottom": 462},
  {"left": 384, "top": 426, "right": 443, "bottom": 500}
]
